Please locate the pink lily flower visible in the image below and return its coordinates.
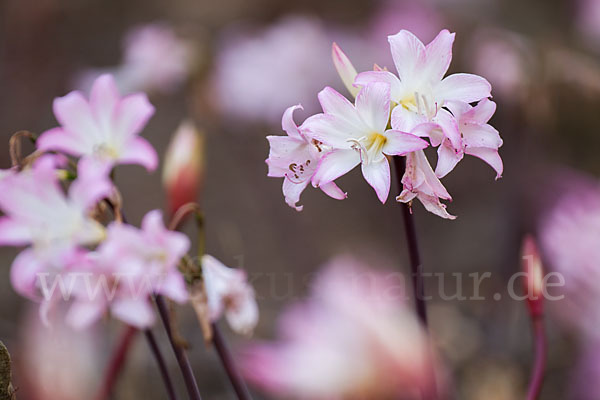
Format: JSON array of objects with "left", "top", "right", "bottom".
[
  {"left": 356, "top": 29, "right": 491, "bottom": 150},
  {"left": 37, "top": 74, "right": 158, "bottom": 171},
  {"left": 304, "top": 83, "right": 429, "bottom": 203},
  {"left": 0, "top": 156, "right": 112, "bottom": 299},
  {"left": 240, "top": 256, "right": 440, "bottom": 399},
  {"left": 267, "top": 105, "right": 347, "bottom": 211},
  {"left": 397, "top": 149, "right": 456, "bottom": 220},
  {"left": 202, "top": 254, "right": 258, "bottom": 335},
  {"left": 66, "top": 210, "right": 190, "bottom": 329}
]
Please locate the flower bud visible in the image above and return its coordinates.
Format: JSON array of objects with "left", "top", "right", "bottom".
[
  {"left": 162, "top": 120, "right": 204, "bottom": 217},
  {"left": 521, "top": 235, "right": 544, "bottom": 317},
  {"left": 332, "top": 42, "right": 359, "bottom": 98}
]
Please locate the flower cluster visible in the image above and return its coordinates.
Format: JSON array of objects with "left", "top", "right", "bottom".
[
  {"left": 267, "top": 29, "right": 503, "bottom": 218},
  {"left": 0, "top": 74, "right": 257, "bottom": 334}
]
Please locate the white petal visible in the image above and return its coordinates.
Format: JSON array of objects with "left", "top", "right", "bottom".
[
  {"left": 361, "top": 158, "right": 391, "bottom": 203},
  {"left": 311, "top": 149, "right": 360, "bottom": 187}
]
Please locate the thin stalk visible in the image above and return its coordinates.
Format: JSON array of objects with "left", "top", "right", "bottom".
[
  {"left": 526, "top": 316, "right": 546, "bottom": 400},
  {"left": 392, "top": 156, "right": 428, "bottom": 326},
  {"left": 212, "top": 323, "right": 253, "bottom": 400},
  {"left": 94, "top": 326, "right": 177, "bottom": 400},
  {"left": 155, "top": 294, "right": 202, "bottom": 400}
]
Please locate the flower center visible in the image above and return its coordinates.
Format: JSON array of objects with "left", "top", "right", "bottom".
[{"left": 349, "top": 133, "right": 387, "bottom": 165}]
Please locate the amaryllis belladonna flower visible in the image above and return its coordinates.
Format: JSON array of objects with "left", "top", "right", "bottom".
[
  {"left": 240, "top": 256, "right": 439, "bottom": 399},
  {"left": 202, "top": 254, "right": 258, "bottom": 335},
  {"left": 37, "top": 74, "right": 158, "bottom": 171}
]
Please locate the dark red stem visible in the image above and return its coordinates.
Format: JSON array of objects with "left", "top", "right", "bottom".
[
  {"left": 212, "top": 323, "right": 253, "bottom": 400},
  {"left": 527, "top": 316, "right": 546, "bottom": 400}
]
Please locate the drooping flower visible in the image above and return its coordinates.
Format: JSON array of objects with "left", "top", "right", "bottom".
[
  {"left": 305, "top": 83, "right": 429, "bottom": 203},
  {"left": 37, "top": 74, "right": 158, "bottom": 171},
  {"left": 0, "top": 155, "right": 112, "bottom": 299},
  {"left": 66, "top": 210, "right": 190, "bottom": 329},
  {"left": 201, "top": 254, "right": 258, "bottom": 335},
  {"left": 267, "top": 105, "right": 347, "bottom": 211},
  {"left": 240, "top": 256, "right": 440, "bottom": 399},
  {"left": 163, "top": 120, "right": 204, "bottom": 216},
  {"left": 397, "top": 149, "right": 455, "bottom": 219}
]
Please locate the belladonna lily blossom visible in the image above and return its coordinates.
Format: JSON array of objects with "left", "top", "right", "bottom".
[
  {"left": 0, "top": 155, "right": 112, "bottom": 299},
  {"left": 37, "top": 74, "right": 158, "bottom": 171},
  {"left": 201, "top": 254, "right": 259, "bottom": 335},
  {"left": 67, "top": 210, "right": 190, "bottom": 329},
  {"left": 267, "top": 105, "right": 347, "bottom": 211},
  {"left": 240, "top": 256, "right": 440, "bottom": 399},
  {"left": 304, "top": 83, "right": 429, "bottom": 203}
]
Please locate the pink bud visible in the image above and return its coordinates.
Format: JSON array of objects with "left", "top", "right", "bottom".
[
  {"left": 162, "top": 120, "right": 204, "bottom": 217},
  {"left": 521, "top": 235, "right": 544, "bottom": 317},
  {"left": 331, "top": 42, "right": 359, "bottom": 98}
]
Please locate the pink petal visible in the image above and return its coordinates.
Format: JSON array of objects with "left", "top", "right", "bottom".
[
  {"left": 319, "top": 181, "right": 347, "bottom": 200},
  {"left": 416, "top": 193, "right": 457, "bottom": 220},
  {"left": 10, "top": 248, "right": 44, "bottom": 299},
  {"left": 388, "top": 30, "right": 427, "bottom": 82},
  {"left": 111, "top": 298, "right": 155, "bottom": 328},
  {"left": 69, "top": 157, "right": 113, "bottom": 211},
  {"left": 317, "top": 87, "right": 364, "bottom": 130},
  {"left": 391, "top": 104, "right": 428, "bottom": 133},
  {"left": 411, "top": 123, "right": 444, "bottom": 146},
  {"left": 382, "top": 130, "right": 428, "bottom": 156},
  {"left": 120, "top": 137, "right": 158, "bottom": 171},
  {"left": 462, "top": 124, "right": 503, "bottom": 149},
  {"left": 52, "top": 91, "right": 101, "bottom": 141},
  {"left": 361, "top": 158, "right": 391, "bottom": 203},
  {"left": 36, "top": 127, "right": 90, "bottom": 156},
  {"left": 114, "top": 93, "right": 155, "bottom": 139},
  {"left": 312, "top": 149, "right": 360, "bottom": 186},
  {"left": 160, "top": 272, "right": 189, "bottom": 304},
  {"left": 355, "top": 82, "right": 391, "bottom": 133},
  {"left": 281, "top": 104, "right": 304, "bottom": 140},
  {"left": 282, "top": 178, "right": 310, "bottom": 211},
  {"left": 332, "top": 43, "right": 359, "bottom": 98},
  {"left": 354, "top": 70, "right": 403, "bottom": 100},
  {"left": 90, "top": 74, "right": 120, "bottom": 131},
  {"left": 463, "top": 98, "right": 496, "bottom": 124},
  {"left": 465, "top": 147, "right": 503, "bottom": 178},
  {"left": 437, "top": 73, "right": 492, "bottom": 103},
  {"left": 303, "top": 113, "right": 358, "bottom": 149},
  {"left": 424, "top": 29, "right": 455, "bottom": 81},
  {"left": 0, "top": 217, "right": 32, "bottom": 245},
  {"left": 66, "top": 299, "right": 107, "bottom": 330},
  {"left": 435, "top": 144, "right": 463, "bottom": 178},
  {"left": 434, "top": 108, "right": 462, "bottom": 150},
  {"left": 266, "top": 135, "right": 306, "bottom": 178}
]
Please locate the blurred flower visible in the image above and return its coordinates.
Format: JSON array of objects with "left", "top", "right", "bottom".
[
  {"left": 202, "top": 254, "right": 258, "bottom": 335},
  {"left": 163, "top": 120, "right": 204, "bottom": 216},
  {"left": 212, "top": 16, "right": 338, "bottom": 124},
  {"left": 577, "top": 0, "right": 600, "bottom": 50},
  {"left": 240, "top": 256, "right": 439, "bottom": 399},
  {"left": 75, "top": 23, "right": 195, "bottom": 95},
  {"left": 0, "top": 156, "right": 111, "bottom": 300},
  {"left": 18, "top": 306, "right": 99, "bottom": 400},
  {"left": 67, "top": 210, "right": 190, "bottom": 329},
  {"left": 468, "top": 29, "right": 529, "bottom": 101},
  {"left": 38, "top": 74, "right": 158, "bottom": 171},
  {"left": 538, "top": 171, "right": 600, "bottom": 340},
  {"left": 306, "top": 84, "right": 428, "bottom": 203},
  {"left": 266, "top": 105, "right": 347, "bottom": 211}
]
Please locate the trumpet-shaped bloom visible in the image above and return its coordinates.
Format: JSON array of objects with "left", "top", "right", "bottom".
[
  {"left": 37, "top": 74, "right": 158, "bottom": 171},
  {"left": 0, "top": 156, "right": 112, "bottom": 298},
  {"left": 202, "top": 254, "right": 258, "bottom": 335},
  {"left": 305, "top": 83, "right": 428, "bottom": 203},
  {"left": 397, "top": 150, "right": 455, "bottom": 219},
  {"left": 66, "top": 210, "right": 190, "bottom": 329},
  {"left": 267, "top": 105, "right": 346, "bottom": 211},
  {"left": 240, "top": 256, "right": 439, "bottom": 399}
]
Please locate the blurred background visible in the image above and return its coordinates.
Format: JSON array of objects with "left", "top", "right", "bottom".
[{"left": 1, "top": 0, "right": 600, "bottom": 398}]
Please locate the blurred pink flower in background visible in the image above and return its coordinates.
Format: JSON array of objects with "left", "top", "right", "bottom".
[
  {"left": 467, "top": 28, "right": 529, "bottom": 101},
  {"left": 17, "top": 306, "right": 99, "bottom": 400},
  {"left": 240, "top": 256, "right": 440, "bottom": 399},
  {"left": 576, "top": 0, "right": 600, "bottom": 50},
  {"left": 75, "top": 23, "right": 196, "bottom": 94},
  {"left": 202, "top": 254, "right": 259, "bottom": 335},
  {"left": 212, "top": 16, "right": 338, "bottom": 124},
  {"left": 538, "top": 171, "right": 600, "bottom": 341}
]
